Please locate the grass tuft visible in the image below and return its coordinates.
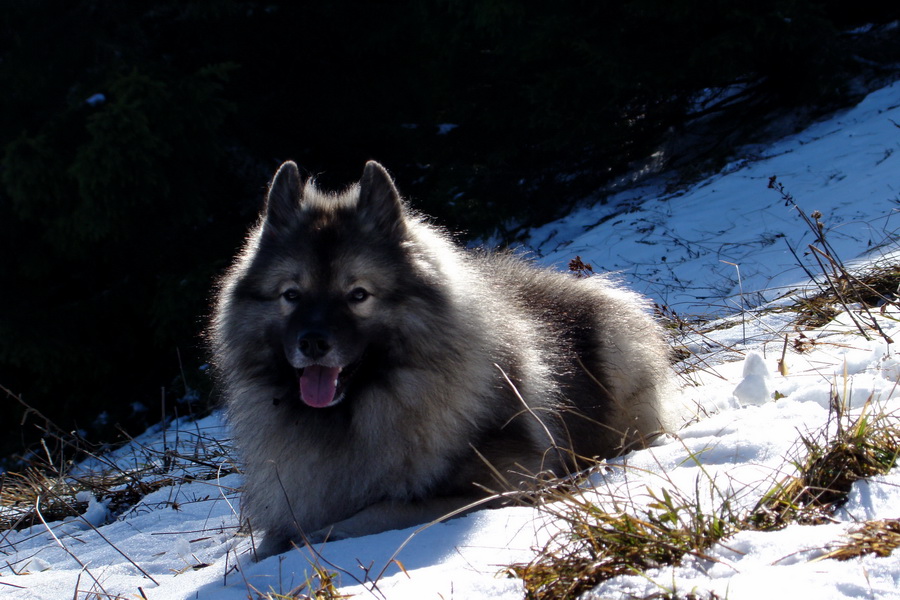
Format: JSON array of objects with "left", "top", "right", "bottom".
[
  {"left": 510, "top": 388, "right": 900, "bottom": 599},
  {"left": 793, "top": 263, "right": 900, "bottom": 330},
  {"left": 769, "top": 176, "right": 898, "bottom": 342},
  {"left": 0, "top": 449, "right": 238, "bottom": 533},
  {"left": 254, "top": 563, "right": 349, "bottom": 600},
  {"left": 509, "top": 480, "right": 737, "bottom": 600},
  {"left": 628, "top": 592, "right": 724, "bottom": 600},
  {"left": 819, "top": 518, "right": 900, "bottom": 561},
  {"left": 746, "top": 396, "right": 900, "bottom": 530},
  {"left": 0, "top": 468, "right": 87, "bottom": 530},
  {"left": 0, "top": 389, "right": 238, "bottom": 535}
]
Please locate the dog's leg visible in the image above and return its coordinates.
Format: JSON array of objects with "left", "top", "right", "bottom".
[{"left": 309, "top": 496, "right": 485, "bottom": 542}]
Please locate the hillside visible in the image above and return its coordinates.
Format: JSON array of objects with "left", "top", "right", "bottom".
[{"left": 1, "top": 80, "right": 899, "bottom": 600}]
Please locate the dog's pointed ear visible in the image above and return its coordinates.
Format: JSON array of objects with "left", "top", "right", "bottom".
[
  {"left": 358, "top": 161, "right": 406, "bottom": 237},
  {"left": 263, "top": 161, "right": 302, "bottom": 232}
]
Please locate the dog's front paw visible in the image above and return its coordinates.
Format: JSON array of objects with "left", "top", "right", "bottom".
[
  {"left": 306, "top": 524, "right": 350, "bottom": 544},
  {"left": 254, "top": 534, "right": 291, "bottom": 561}
]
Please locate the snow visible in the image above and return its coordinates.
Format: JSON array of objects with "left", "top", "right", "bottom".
[
  {"left": 732, "top": 351, "right": 774, "bottom": 406},
  {"left": 2, "top": 80, "right": 900, "bottom": 599},
  {"left": 528, "top": 81, "right": 900, "bottom": 317}
]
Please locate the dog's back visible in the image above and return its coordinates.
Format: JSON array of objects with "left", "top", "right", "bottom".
[{"left": 462, "top": 252, "right": 671, "bottom": 467}]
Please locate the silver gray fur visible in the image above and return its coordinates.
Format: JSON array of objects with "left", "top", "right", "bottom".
[{"left": 210, "top": 160, "right": 673, "bottom": 559}]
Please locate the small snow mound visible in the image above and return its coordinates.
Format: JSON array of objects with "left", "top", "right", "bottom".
[
  {"left": 74, "top": 491, "right": 110, "bottom": 528},
  {"left": 733, "top": 352, "right": 773, "bottom": 406},
  {"left": 879, "top": 355, "right": 900, "bottom": 383},
  {"left": 173, "top": 537, "right": 192, "bottom": 559},
  {"left": 21, "top": 557, "right": 51, "bottom": 573}
]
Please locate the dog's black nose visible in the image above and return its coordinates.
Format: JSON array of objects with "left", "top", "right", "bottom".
[{"left": 298, "top": 331, "right": 331, "bottom": 360}]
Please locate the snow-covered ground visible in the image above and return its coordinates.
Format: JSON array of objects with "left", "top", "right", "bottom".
[
  {"left": 2, "top": 80, "right": 899, "bottom": 600},
  {"left": 529, "top": 81, "right": 900, "bottom": 317}
]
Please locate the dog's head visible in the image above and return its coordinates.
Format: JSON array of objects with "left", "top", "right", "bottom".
[{"left": 227, "top": 161, "right": 444, "bottom": 409}]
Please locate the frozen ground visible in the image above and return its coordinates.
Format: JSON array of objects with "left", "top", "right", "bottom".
[{"left": 1, "top": 80, "right": 899, "bottom": 599}]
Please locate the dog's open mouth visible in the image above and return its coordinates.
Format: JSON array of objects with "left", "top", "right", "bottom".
[
  {"left": 298, "top": 365, "right": 342, "bottom": 408},
  {"left": 297, "top": 361, "right": 360, "bottom": 408}
]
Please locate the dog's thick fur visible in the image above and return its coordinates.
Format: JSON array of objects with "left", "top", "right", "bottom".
[{"left": 210, "top": 160, "right": 672, "bottom": 558}]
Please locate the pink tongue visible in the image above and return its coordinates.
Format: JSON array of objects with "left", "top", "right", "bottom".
[{"left": 299, "top": 365, "right": 342, "bottom": 408}]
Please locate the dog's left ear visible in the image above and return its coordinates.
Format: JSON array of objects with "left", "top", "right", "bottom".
[
  {"left": 263, "top": 161, "right": 303, "bottom": 235},
  {"left": 358, "top": 161, "right": 406, "bottom": 237}
]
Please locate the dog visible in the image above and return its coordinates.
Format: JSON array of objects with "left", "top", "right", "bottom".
[{"left": 210, "top": 160, "right": 672, "bottom": 558}]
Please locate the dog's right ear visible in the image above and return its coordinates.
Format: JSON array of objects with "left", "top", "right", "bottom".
[
  {"left": 358, "top": 161, "right": 406, "bottom": 239},
  {"left": 263, "top": 161, "right": 302, "bottom": 232}
]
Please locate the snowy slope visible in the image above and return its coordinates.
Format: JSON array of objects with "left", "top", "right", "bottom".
[
  {"left": 1, "top": 80, "right": 899, "bottom": 600},
  {"left": 528, "top": 82, "right": 900, "bottom": 317}
]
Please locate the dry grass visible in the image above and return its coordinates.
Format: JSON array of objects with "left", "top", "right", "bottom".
[
  {"left": 1, "top": 382, "right": 237, "bottom": 531},
  {"left": 510, "top": 390, "right": 900, "bottom": 600},
  {"left": 818, "top": 518, "right": 900, "bottom": 561},
  {"left": 0, "top": 389, "right": 238, "bottom": 590},
  {"left": 0, "top": 468, "right": 87, "bottom": 530},
  {"left": 253, "top": 563, "right": 350, "bottom": 600},
  {"left": 746, "top": 396, "right": 900, "bottom": 531},
  {"left": 509, "top": 474, "right": 738, "bottom": 600},
  {"left": 0, "top": 442, "right": 238, "bottom": 534},
  {"left": 0, "top": 464, "right": 236, "bottom": 533},
  {"left": 627, "top": 592, "right": 724, "bottom": 600},
  {"left": 769, "top": 175, "right": 898, "bottom": 342},
  {"left": 793, "top": 263, "right": 900, "bottom": 331}
]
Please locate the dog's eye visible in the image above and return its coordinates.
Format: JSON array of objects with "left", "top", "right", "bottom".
[
  {"left": 281, "top": 289, "right": 300, "bottom": 302},
  {"left": 347, "top": 287, "right": 370, "bottom": 303}
]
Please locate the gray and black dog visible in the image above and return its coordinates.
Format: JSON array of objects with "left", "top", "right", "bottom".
[{"left": 210, "top": 160, "right": 673, "bottom": 558}]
